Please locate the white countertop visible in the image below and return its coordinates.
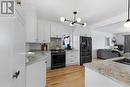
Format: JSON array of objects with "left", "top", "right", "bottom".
[
  {"left": 84, "top": 57, "right": 130, "bottom": 87},
  {"left": 25, "top": 51, "right": 49, "bottom": 66}
]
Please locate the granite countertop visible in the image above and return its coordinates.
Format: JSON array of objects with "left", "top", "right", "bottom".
[
  {"left": 84, "top": 57, "right": 130, "bottom": 87},
  {"left": 25, "top": 51, "right": 49, "bottom": 66}
]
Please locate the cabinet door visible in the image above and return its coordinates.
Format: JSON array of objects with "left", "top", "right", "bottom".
[
  {"left": 51, "top": 23, "right": 73, "bottom": 38},
  {"left": 26, "top": 61, "right": 47, "bottom": 87},
  {"left": 51, "top": 23, "right": 61, "bottom": 37},
  {"left": 46, "top": 52, "right": 51, "bottom": 69},
  {"left": 66, "top": 51, "right": 79, "bottom": 65},
  {"left": 38, "top": 21, "right": 50, "bottom": 43},
  {"left": 43, "top": 61, "right": 47, "bottom": 87},
  {"left": 25, "top": 6, "right": 38, "bottom": 43}
]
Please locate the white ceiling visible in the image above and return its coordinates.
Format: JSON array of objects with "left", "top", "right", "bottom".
[{"left": 26, "top": 0, "right": 127, "bottom": 26}]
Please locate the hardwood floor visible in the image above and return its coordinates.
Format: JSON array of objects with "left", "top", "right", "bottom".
[{"left": 46, "top": 65, "right": 85, "bottom": 87}]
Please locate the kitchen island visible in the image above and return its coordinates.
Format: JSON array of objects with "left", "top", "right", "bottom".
[{"left": 84, "top": 57, "right": 130, "bottom": 87}]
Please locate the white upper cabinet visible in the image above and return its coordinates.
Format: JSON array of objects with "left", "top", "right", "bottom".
[
  {"left": 73, "top": 27, "right": 91, "bottom": 37},
  {"left": 26, "top": 13, "right": 73, "bottom": 43},
  {"left": 51, "top": 23, "right": 73, "bottom": 38},
  {"left": 38, "top": 20, "right": 51, "bottom": 43},
  {"left": 51, "top": 23, "right": 62, "bottom": 38},
  {"left": 25, "top": 5, "right": 38, "bottom": 43}
]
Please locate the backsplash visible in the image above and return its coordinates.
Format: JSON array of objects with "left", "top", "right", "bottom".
[
  {"left": 25, "top": 43, "right": 50, "bottom": 52},
  {"left": 49, "top": 37, "right": 63, "bottom": 49},
  {"left": 25, "top": 38, "right": 64, "bottom": 52}
]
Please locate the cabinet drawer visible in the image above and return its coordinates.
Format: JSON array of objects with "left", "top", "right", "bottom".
[
  {"left": 66, "top": 54, "right": 73, "bottom": 57},
  {"left": 66, "top": 57, "right": 78, "bottom": 64}
]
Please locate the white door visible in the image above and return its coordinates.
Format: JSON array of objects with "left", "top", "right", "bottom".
[
  {"left": 0, "top": 18, "right": 15, "bottom": 87},
  {"left": 0, "top": 17, "right": 25, "bottom": 87},
  {"left": 11, "top": 18, "right": 26, "bottom": 87}
]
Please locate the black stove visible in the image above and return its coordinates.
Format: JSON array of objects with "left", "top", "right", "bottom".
[
  {"left": 51, "top": 49, "right": 66, "bottom": 69},
  {"left": 114, "top": 58, "right": 130, "bottom": 65},
  {"left": 51, "top": 49, "right": 65, "bottom": 53}
]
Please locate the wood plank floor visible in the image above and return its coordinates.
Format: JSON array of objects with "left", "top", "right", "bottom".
[{"left": 46, "top": 65, "right": 85, "bottom": 87}]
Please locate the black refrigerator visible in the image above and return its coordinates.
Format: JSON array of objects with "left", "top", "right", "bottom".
[{"left": 80, "top": 36, "right": 92, "bottom": 65}]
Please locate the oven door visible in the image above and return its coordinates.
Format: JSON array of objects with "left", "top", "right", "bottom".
[{"left": 51, "top": 53, "right": 66, "bottom": 69}]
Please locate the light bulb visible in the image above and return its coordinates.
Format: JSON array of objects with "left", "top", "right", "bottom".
[
  {"left": 83, "top": 23, "right": 87, "bottom": 27},
  {"left": 124, "top": 20, "right": 130, "bottom": 28},
  {"left": 70, "top": 22, "right": 73, "bottom": 26},
  {"left": 77, "top": 18, "right": 81, "bottom": 22},
  {"left": 60, "top": 17, "right": 65, "bottom": 22}
]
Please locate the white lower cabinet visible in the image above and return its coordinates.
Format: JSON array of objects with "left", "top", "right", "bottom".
[
  {"left": 46, "top": 52, "right": 51, "bottom": 69},
  {"left": 85, "top": 68, "right": 124, "bottom": 87},
  {"left": 66, "top": 51, "right": 79, "bottom": 66},
  {"left": 26, "top": 60, "right": 47, "bottom": 87}
]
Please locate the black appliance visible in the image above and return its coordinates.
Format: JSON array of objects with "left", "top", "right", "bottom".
[
  {"left": 51, "top": 49, "right": 66, "bottom": 69},
  {"left": 80, "top": 36, "right": 92, "bottom": 65}
]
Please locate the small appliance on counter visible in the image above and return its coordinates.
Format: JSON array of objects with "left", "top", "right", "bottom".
[{"left": 41, "top": 43, "right": 48, "bottom": 51}]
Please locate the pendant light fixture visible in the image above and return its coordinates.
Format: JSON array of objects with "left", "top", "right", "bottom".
[
  {"left": 60, "top": 11, "right": 87, "bottom": 27},
  {"left": 124, "top": 0, "right": 130, "bottom": 28}
]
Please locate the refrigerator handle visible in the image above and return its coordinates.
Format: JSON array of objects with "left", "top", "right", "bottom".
[{"left": 86, "top": 40, "right": 89, "bottom": 49}]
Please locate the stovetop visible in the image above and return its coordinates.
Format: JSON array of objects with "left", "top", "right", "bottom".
[
  {"left": 51, "top": 49, "right": 65, "bottom": 53},
  {"left": 114, "top": 58, "right": 130, "bottom": 65}
]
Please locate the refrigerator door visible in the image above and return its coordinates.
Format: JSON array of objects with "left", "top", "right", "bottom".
[{"left": 80, "top": 37, "right": 92, "bottom": 65}]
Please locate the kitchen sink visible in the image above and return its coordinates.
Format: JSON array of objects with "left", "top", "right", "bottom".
[{"left": 113, "top": 58, "right": 130, "bottom": 65}]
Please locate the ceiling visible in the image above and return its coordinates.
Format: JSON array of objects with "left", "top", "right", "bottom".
[
  {"left": 94, "top": 22, "right": 130, "bottom": 33},
  {"left": 26, "top": 0, "right": 127, "bottom": 27}
]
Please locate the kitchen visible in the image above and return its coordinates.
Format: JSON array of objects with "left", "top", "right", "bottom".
[
  {"left": 25, "top": 18, "right": 92, "bottom": 87},
  {"left": 1, "top": 0, "right": 130, "bottom": 87}
]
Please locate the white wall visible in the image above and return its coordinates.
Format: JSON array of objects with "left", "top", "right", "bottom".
[
  {"left": 91, "top": 30, "right": 114, "bottom": 58},
  {"left": 114, "top": 34, "right": 124, "bottom": 45}
]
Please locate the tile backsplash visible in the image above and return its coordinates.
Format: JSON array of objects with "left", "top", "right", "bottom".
[
  {"left": 49, "top": 37, "right": 63, "bottom": 49},
  {"left": 25, "top": 43, "right": 41, "bottom": 52},
  {"left": 25, "top": 37, "right": 64, "bottom": 52},
  {"left": 26, "top": 43, "right": 50, "bottom": 52}
]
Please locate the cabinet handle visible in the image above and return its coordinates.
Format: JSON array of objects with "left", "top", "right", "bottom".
[
  {"left": 12, "top": 70, "right": 20, "bottom": 79},
  {"left": 45, "top": 61, "right": 47, "bottom": 63}
]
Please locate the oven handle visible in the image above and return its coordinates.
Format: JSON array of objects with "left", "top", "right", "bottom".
[{"left": 51, "top": 54, "right": 65, "bottom": 55}]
